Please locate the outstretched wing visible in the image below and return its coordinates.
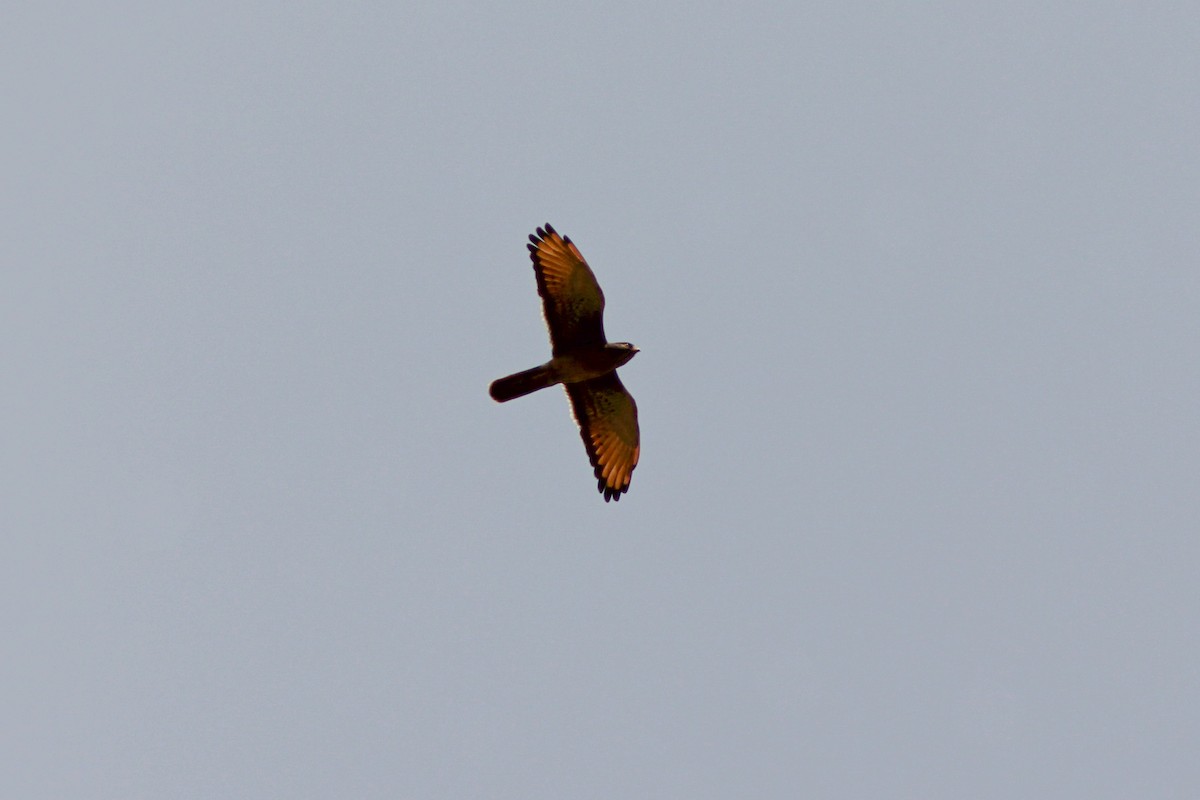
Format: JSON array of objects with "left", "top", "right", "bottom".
[
  {"left": 528, "top": 224, "right": 607, "bottom": 355},
  {"left": 565, "top": 372, "right": 640, "bottom": 501}
]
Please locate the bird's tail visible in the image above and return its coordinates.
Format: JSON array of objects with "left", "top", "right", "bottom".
[{"left": 489, "top": 364, "right": 558, "bottom": 403}]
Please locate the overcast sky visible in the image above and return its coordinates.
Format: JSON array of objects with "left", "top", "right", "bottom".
[{"left": 4, "top": 3, "right": 1198, "bottom": 798}]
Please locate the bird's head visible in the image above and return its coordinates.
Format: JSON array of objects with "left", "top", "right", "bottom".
[{"left": 607, "top": 342, "right": 639, "bottom": 367}]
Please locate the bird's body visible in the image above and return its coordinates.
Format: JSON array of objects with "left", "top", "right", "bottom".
[
  {"left": 489, "top": 224, "right": 640, "bottom": 501},
  {"left": 489, "top": 343, "right": 638, "bottom": 403}
]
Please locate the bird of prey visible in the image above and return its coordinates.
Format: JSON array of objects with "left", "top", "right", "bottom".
[{"left": 489, "top": 224, "right": 640, "bottom": 501}]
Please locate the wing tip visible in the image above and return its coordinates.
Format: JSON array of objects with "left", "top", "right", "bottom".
[
  {"left": 596, "top": 472, "right": 631, "bottom": 502},
  {"left": 528, "top": 224, "right": 555, "bottom": 257}
]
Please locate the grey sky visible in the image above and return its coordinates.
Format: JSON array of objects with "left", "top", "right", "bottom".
[{"left": 4, "top": 2, "right": 1198, "bottom": 797}]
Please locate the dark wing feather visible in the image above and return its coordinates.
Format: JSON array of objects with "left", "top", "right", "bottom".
[
  {"left": 565, "top": 372, "right": 640, "bottom": 501},
  {"left": 528, "top": 224, "right": 607, "bottom": 355}
]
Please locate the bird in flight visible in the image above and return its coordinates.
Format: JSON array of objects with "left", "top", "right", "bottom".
[{"left": 489, "top": 224, "right": 640, "bottom": 501}]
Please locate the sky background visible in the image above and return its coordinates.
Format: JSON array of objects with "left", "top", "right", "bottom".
[{"left": 4, "top": 2, "right": 1198, "bottom": 797}]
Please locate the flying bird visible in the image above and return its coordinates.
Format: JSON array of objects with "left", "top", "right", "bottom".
[{"left": 489, "top": 224, "right": 640, "bottom": 501}]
